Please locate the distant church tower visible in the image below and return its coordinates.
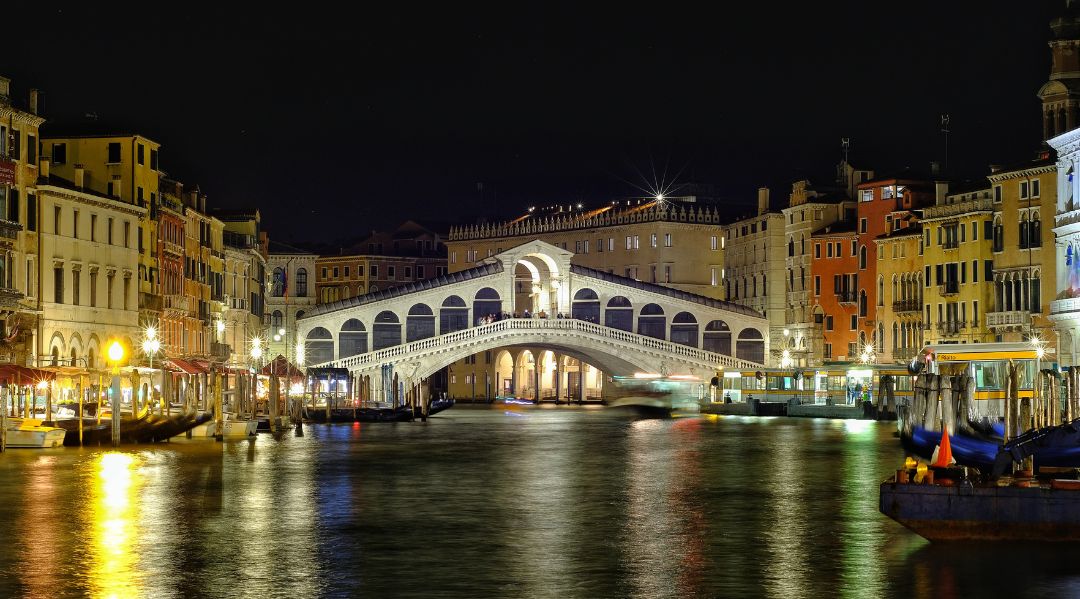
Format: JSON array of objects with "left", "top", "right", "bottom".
[{"left": 1039, "top": 0, "right": 1080, "bottom": 139}]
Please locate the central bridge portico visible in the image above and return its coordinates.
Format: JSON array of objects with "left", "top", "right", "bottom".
[{"left": 296, "top": 240, "right": 768, "bottom": 399}]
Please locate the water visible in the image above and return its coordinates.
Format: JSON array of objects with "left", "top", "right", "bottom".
[{"left": 2, "top": 406, "right": 1080, "bottom": 598}]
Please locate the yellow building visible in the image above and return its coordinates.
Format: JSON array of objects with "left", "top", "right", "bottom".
[
  {"left": 39, "top": 128, "right": 163, "bottom": 331},
  {"left": 0, "top": 76, "right": 44, "bottom": 365},
  {"left": 986, "top": 156, "right": 1056, "bottom": 350},
  {"left": 872, "top": 222, "right": 924, "bottom": 363},
  {"left": 444, "top": 198, "right": 726, "bottom": 400},
  {"left": 920, "top": 184, "right": 996, "bottom": 345}
]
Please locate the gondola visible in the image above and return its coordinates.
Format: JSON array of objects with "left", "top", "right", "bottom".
[
  {"left": 426, "top": 398, "right": 455, "bottom": 415},
  {"left": 305, "top": 405, "right": 415, "bottom": 423},
  {"left": 55, "top": 409, "right": 210, "bottom": 445}
]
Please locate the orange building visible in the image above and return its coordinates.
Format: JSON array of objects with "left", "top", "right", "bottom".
[
  {"left": 810, "top": 221, "right": 859, "bottom": 361},
  {"left": 855, "top": 174, "right": 935, "bottom": 352}
]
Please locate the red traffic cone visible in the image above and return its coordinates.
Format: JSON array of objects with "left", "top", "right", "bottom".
[{"left": 932, "top": 424, "right": 953, "bottom": 468}]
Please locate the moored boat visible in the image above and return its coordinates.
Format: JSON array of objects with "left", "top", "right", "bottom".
[
  {"left": 5, "top": 418, "right": 66, "bottom": 448},
  {"left": 220, "top": 415, "right": 258, "bottom": 438}
]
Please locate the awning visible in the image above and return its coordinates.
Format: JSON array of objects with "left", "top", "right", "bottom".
[
  {"left": 260, "top": 355, "right": 304, "bottom": 378},
  {"left": 166, "top": 358, "right": 209, "bottom": 375},
  {"left": 0, "top": 364, "right": 56, "bottom": 384}
]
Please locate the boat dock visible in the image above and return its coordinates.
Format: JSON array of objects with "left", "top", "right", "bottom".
[{"left": 701, "top": 398, "right": 884, "bottom": 420}]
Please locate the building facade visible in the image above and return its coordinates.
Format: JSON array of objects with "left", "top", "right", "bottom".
[
  {"left": 872, "top": 225, "right": 924, "bottom": 363},
  {"left": 810, "top": 222, "right": 859, "bottom": 362},
  {"left": 267, "top": 242, "right": 317, "bottom": 363},
  {"left": 724, "top": 188, "right": 786, "bottom": 347}
]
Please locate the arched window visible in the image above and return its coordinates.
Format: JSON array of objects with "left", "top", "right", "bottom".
[
  {"left": 339, "top": 319, "right": 368, "bottom": 358},
  {"left": 88, "top": 347, "right": 95, "bottom": 370},
  {"left": 440, "top": 295, "right": 468, "bottom": 334},
  {"left": 735, "top": 329, "right": 764, "bottom": 364},
  {"left": 859, "top": 246, "right": 867, "bottom": 269},
  {"left": 271, "top": 310, "right": 283, "bottom": 328},
  {"left": 295, "top": 310, "right": 305, "bottom": 320},
  {"left": 305, "top": 327, "right": 334, "bottom": 364},
  {"left": 296, "top": 268, "right": 308, "bottom": 296},
  {"left": 571, "top": 288, "right": 600, "bottom": 323},
  {"left": 637, "top": 303, "right": 666, "bottom": 340},
  {"left": 51, "top": 346, "right": 59, "bottom": 366},
  {"left": 70, "top": 348, "right": 77, "bottom": 366},
  {"left": 406, "top": 303, "right": 436, "bottom": 342},
  {"left": 605, "top": 296, "right": 633, "bottom": 331},
  {"left": 703, "top": 320, "right": 731, "bottom": 355},
  {"left": 1032, "top": 271, "right": 1042, "bottom": 313},
  {"left": 473, "top": 287, "right": 502, "bottom": 322},
  {"left": 1030, "top": 211, "right": 1042, "bottom": 248},
  {"left": 993, "top": 217, "right": 1004, "bottom": 252},
  {"left": 1019, "top": 213, "right": 1030, "bottom": 249},
  {"left": 670, "top": 312, "right": 698, "bottom": 347},
  {"left": 372, "top": 311, "right": 402, "bottom": 350},
  {"left": 788, "top": 237, "right": 795, "bottom": 257},
  {"left": 877, "top": 275, "right": 884, "bottom": 306},
  {"left": 272, "top": 267, "right": 286, "bottom": 297},
  {"left": 859, "top": 290, "right": 867, "bottom": 317},
  {"left": 892, "top": 322, "right": 899, "bottom": 350}
]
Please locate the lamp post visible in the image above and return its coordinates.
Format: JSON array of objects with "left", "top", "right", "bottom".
[
  {"left": 107, "top": 340, "right": 125, "bottom": 447},
  {"left": 142, "top": 326, "right": 161, "bottom": 370}
]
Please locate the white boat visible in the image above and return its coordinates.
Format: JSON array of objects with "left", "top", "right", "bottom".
[
  {"left": 221, "top": 415, "right": 258, "bottom": 439},
  {"left": 6, "top": 418, "right": 67, "bottom": 448},
  {"left": 607, "top": 375, "right": 704, "bottom": 417},
  {"left": 179, "top": 419, "right": 217, "bottom": 439}
]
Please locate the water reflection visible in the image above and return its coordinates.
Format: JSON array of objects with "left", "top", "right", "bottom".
[{"left": 93, "top": 452, "right": 143, "bottom": 599}]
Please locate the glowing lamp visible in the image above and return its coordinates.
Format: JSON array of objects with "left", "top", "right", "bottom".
[{"left": 107, "top": 341, "right": 125, "bottom": 364}]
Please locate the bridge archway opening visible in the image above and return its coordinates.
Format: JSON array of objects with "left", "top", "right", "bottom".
[
  {"left": 339, "top": 319, "right": 368, "bottom": 358},
  {"left": 406, "top": 303, "right": 436, "bottom": 342},
  {"left": 515, "top": 350, "right": 536, "bottom": 399},
  {"left": 493, "top": 350, "right": 514, "bottom": 396},
  {"left": 605, "top": 296, "right": 633, "bottom": 331},
  {"left": 736, "top": 328, "right": 765, "bottom": 364},
  {"left": 440, "top": 295, "right": 468, "bottom": 334},
  {"left": 473, "top": 287, "right": 502, "bottom": 323},
  {"left": 638, "top": 303, "right": 666, "bottom": 340},
  {"left": 373, "top": 311, "right": 402, "bottom": 350},
  {"left": 703, "top": 320, "right": 732, "bottom": 355},
  {"left": 671, "top": 312, "right": 698, "bottom": 348},
  {"left": 514, "top": 252, "right": 561, "bottom": 316},
  {"left": 571, "top": 288, "right": 600, "bottom": 323},
  {"left": 306, "top": 327, "right": 334, "bottom": 364}
]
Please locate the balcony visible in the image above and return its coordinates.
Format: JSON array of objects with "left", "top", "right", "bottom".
[
  {"left": 941, "top": 239, "right": 960, "bottom": 250},
  {"left": 210, "top": 342, "right": 231, "bottom": 361},
  {"left": 837, "top": 291, "right": 857, "bottom": 305},
  {"left": 893, "top": 347, "right": 919, "bottom": 362},
  {"left": 0, "top": 286, "right": 25, "bottom": 309},
  {"left": 1052, "top": 296, "right": 1080, "bottom": 318},
  {"left": 937, "top": 321, "right": 963, "bottom": 334},
  {"left": 987, "top": 310, "right": 1030, "bottom": 329},
  {"left": 938, "top": 281, "right": 959, "bottom": 296},
  {"left": 892, "top": 299, "right": 921, "bottom": 314},
  {"left": 163, "top": 239, "right": 184, "bottom": 258},
  {"left": 139, "top": 292, "right": 163, "bottom": 313},
  {"left": 164, "top": 294, "right": 193, "bottom": 314},
  {"left": 0, "top": 218, "right": 22, "bottom": 242}
]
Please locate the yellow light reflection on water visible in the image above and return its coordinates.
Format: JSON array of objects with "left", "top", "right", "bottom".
[{"left": 93, "top": 452, "right": 142, "bottom": 599}]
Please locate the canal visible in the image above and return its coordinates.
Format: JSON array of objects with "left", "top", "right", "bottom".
[{"left": 1, "top": 406, "right": 1078, "bottom": 598}]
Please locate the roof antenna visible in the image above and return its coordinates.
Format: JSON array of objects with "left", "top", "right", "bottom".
[{"left": 940, "top": 114, "right": 950, "bottom": 173}]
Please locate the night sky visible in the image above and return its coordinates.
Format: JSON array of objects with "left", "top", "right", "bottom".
[{"left": 0, "top": 3, "right": 1063, "bottom": 242}]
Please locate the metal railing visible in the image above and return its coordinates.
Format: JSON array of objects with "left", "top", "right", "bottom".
[
  {"left": 837, "top": 291, "right": 857, "bottom": 304},
  {"left": 892, "top": 299, "right": 920, "bottom": 313},
  {"left": 938, "top": 281, "right": 959, "bottom": 295},
  {"left": 318, "top": 317, "right": 764, "bottom": 371},
  {"left": 937, "top": 320, "right": 966, "bottom": 335}
]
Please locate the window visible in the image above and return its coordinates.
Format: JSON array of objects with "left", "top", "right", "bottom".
[
  {"left": 1032, "top": 179, "right": 1041, "bottom": 197},
  {"left": 882, "top": 185, "right": 895, "bottom": 199},
  {"left": 1020, "top": 181, "right": 1029, "bottom": 199},
  {"left": 650, "top": 233, "right": 657, "bottom": 248},
  {"left": 710, "top": 236, "right": 718, "bottom": 251},
  {"left": 137, "top": 187, "right": 144, "bottom": 205},
  {"left": 664, "top": 265, "right": 671, "bottom": 283},
  {"left": 137, "top": 143, "right": 145, "bottom": 165},
  {"left": 859, "top": 246, "right": 867, "bottom": 269},
  {"left": 633, "top": 235, "right": 640, "bottom": 249},
  {"left": 90, "top": 214, "right": 97, "bottom": 242},
  {"left": 815, "top": 243, "right": 821, "bottom": 258},
  {"left": 107, "top": 142, "right": 121, "bottom": 164},
  {"left": 124, "top": 277, "right": 130, "bottom": 310},
  {"left": 583, "top": 240, "right": 590, "bottom": 254},
  {"left": 108, "top": 218, "right": 113, "bottom": 244},
  {"left": 371, "top": 265, "right": 379, "bottom": 278},
  {"left": 72, "top": 269, "right": 80, "bottom": 305},
  {"left": 826, "top": 315, "right": 833, "bottom": 330},
  {"left": 53, "top": 266, "right": 63, "bottom": 304},
  {"left": 333, "top": 267, "right": 339, "bottom": 278},
  {"left": 123, "top": 222, "right": 130, "bottom": 248},
  {"left": 827, "top": 243, "right": 833, "bottom": 258},
  {"left": 993, "top": 185, "right": 1002, "bottom": 203},
  {"left": 664, "top": 233, "right": 672, "bottom": 247},
  {"left": 972, "top": 221, "right": 978, "bottom": 241},
  {"left": 450, "top": 251, "right": 456, "bottom": 264},
  {"left": 417, "top": 265, "right": 425, "bottom": 279},
  {"left": 388, "top": 266, "right": 396, "bottom": 279},
  {"left": 26, "top": 194, "right": 35, "bottom": 231},
  {"left": 73, "top": 210, "right": 79, "bottom": 238},
  {"left": 344, "top": 266, "right": 350, "bottom": 277},
  {"left": 150, "top": 149, "right": 158, "bottom": 170},
  {"left": 608, "top": 238, "right": 615, "bottom": 251},
  {"left": 107, "top": 273, "right": 114, "bottom": 309},
  {"left": 850, "top": 314, "right": 857, "bottom": 330},
  {"left": 297, "top": 268, "right": 308, "bottom": 296},
  {"left": 52, "top": 143, "right": 66, "bottom": 165},
  {"left": 650, "top": 265, "right": 657, "bottom": 282},
  {"left": 54, "top": 206, "right": 61, "bottom": 234},
  {"left": 860, "top": 189, "right": 873, "bottom": 202},
  {"left": 321, "top": 267, "right": 327, "bottom": 279},
  {"left": 6, "top": 188, "right": 16, "bottom": 224},
  {"left": 711, "top": 268, "right": 718, "bottom": 286},
  {"left": 851, "top": 241, "right": 856, "bottom": 256},
  {"left": 814, "top": 276, "right": 820, "bottom": 296},
  {"left": 860, "top": 218, "right": 867, "bottom": 233},
  {"left": 626, "top": 236, "right": 632, "bottom": 250},
  {"left": 404, "top": 266, "right": 412, "bottom": 279},
  {"left": 89, "top": 271, "right": 98, "bottom": 307}
]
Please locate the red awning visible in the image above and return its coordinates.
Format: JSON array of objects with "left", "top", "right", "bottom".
[
  {"left": 166, "top": 358, "right": 208, "bottom": 375},
  {"left": 260, "top": 355, "right": 304, "bottom": 378},
  {"left": 0, "top": 364, "right": 56, "bottom": 384}
]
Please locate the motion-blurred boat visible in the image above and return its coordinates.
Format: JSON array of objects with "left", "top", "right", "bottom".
[{"left": 5, "top": 418, "right": 66, "bottom": 448}]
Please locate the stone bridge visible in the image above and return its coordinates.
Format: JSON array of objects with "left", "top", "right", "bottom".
[{"left": 296, "top": 240, "right": 768, "bottom": 398}]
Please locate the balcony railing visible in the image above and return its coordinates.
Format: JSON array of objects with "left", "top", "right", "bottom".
[
  {"left": 987, "top": 310, "right": 1030, "bottom": 328},
  {"left": 937, "top": 320, "right": 966, "bottom": 335},
  {"left": 210, "top": 342, "right": 231, "bottom": 361},
  {"left": 941, "top": 239, "right": 960, "bottom": 250},
  {"left": 938, "top": 281, "right": 959, "bottom": 296},
  {"left": 837, "top": 291, "right": 857, "bottom": 304},
  {"left": 892, "top": 299, "right": 921, "bottom": 313},
  {"left": 893, "top": 347, "right": 918, "bottom": 362},
  {"left": 164, "top": 294, "right": 193, "bottom": 314},
  {"left": 0, "top": 218, "right": 22, "bottom": 241}
]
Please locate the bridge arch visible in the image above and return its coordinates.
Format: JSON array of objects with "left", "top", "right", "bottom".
[
  {"left": 406, "top": 303, "right": 436, "bottom": 342},
  {"left": 440, "top": 295, "right": 469, "bottom": 334},
  {"left": 736, "top": 328, "right": 765, "bottom": 363},
  {"left": 571, "top": 288, "right": 600, "bottom": 323},
  {"left": 373, "top": 311, "right": 402, "bottom": 350},
  {"left": 605, "top": 296, "right": 633, "bottom": 331},
  {"left": 670, "top": 311, "right": 698, "bottom": 348},
  {"left": 638, "top": 303, "right": 666, "bottom": 340},
  {"left": 703, "top": 320, "right": 731, "bottom": 355},
  {"left": 339, "top": 319, "right": 367, "bottom": 359},
  {"left": 306, "top": 327, "right": 334, "bottom": 364}
]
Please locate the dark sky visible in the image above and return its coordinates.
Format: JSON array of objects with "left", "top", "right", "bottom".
[{"left": 1, "top": 2, "right": 1063, "bottom": 242}]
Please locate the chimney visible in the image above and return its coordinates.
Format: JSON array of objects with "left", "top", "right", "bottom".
[
  {"left": 930, "top": 161, "right": 942, "bottom": 176},
  {"left": 757, "top": 187, "right": 770, "bottom": 215},
  {"left": 38, "top": 158, "right": 49, "bottom": 181},
  {"left": 74, "top": 165, "right": 85, "bottom": 189},
  {"left": 935, "top": 181, "right": 948, "bottom": 204},
  {"left": 28, "top": 89, "right": 38, "bottom": 115},
  {"left": 989, "top": 164, "right": 1002, "bottom": 174}
]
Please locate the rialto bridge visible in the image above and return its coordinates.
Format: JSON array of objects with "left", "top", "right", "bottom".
[{"left": 295, "top": 240, "right": 768, "bottom": 401}]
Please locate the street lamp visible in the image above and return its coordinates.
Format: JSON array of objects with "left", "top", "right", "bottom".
[{"left": 142, "top": 326, "right": 161, "bottom": 370}]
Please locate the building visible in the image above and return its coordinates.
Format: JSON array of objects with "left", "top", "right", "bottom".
[
  {"left": 446, "top": 199, "right": 727, "bottom": 300},
  {"left": 920, "top": 183, "right": 996, "bottom": 345},
  {"left": 314, "top": 220, "right": 447, "bottom": 304},
  {"left": 872, "top": 223, "right": 924, "bottom": 363},
  {"left": 0, "top": 76, "right": 43, "bottom": 366},
  {"left": 266, "top": 241, "right": 317, "bottom": 363},
  {"left": 36, "top": 171, "right": 143, "bottom": 368},
  {"left": 213, "top": 209, "right": 267, "bottom": 367},
  {"left": 724, "top": 188, "right": 786, "bottom": 348},
  {"left": 810, "top": 220, "right": 859, "bottom": 362},
  {"left": 39, "top": 125, "right": 164, "bottom": 337},
  {"left": 987, "top": 156, "right": 1056, "bottom": 347},
  {"left": 781, "top": 161, "right": 866, "bottom": 366},
  {"left": 855, "top": 174, "right": 935, "bottom": 353}
]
